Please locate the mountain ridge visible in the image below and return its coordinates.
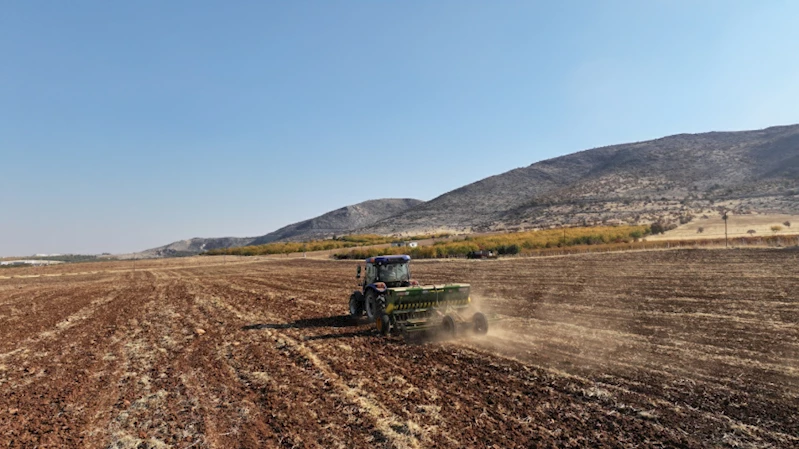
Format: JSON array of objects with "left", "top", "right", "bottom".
[
  {"left": 134, "top": 124, "right": 799, "bottom": 257},
  {"left": 132, "top": 198, "right": 423, "bottom": 258},
  {"left": 363, "top": 124, "right": 799, "bottom": 234},
  {"left": 248, "top": 198, "right": 423, "bottom": 245}
]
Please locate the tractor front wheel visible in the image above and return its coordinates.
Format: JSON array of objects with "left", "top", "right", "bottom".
[
  {"left": 365, "top": 290, "right": 378, "bottom": 320},
  {"left": 377, "top": 314, "right": 391, "bottom": 336}
]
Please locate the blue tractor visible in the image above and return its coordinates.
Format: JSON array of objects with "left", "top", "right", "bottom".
[{"left": 348, "top": 255, "right": 488, "bottom": 336}]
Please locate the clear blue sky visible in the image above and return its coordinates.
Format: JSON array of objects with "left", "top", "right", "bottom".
[{"left": 2, "top": 1, "right": 799, "bottom": 256}]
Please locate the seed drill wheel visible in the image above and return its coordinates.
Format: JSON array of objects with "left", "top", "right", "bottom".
[
  {"left": 349, "top": 292, "right": 364, "bottom": 317},
  {"left": 472, "top": 312, "right": 488, "bottom": 335},
  {"left": 377, "top": 314, "right": 391, "bottom": 336},
  {"left": 441, "top": 315, "right": 456, "bottom": 338}
]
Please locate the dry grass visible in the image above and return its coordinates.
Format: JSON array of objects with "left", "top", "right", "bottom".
[{"left": 648, "top": 212, "right": 799, "bottom": 241}]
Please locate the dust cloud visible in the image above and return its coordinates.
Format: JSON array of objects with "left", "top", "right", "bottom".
[{"left": 463, "top": 288, "right": 635, "bottom": 374}]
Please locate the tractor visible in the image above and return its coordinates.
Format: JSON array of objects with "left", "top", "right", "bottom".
[{"left": 348, "top": 255, "right": 489, "bottom": 337}]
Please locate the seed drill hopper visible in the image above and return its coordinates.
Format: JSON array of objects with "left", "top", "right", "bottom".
[{"left": 348, "top": 255, "right": 489, "bottom": 337}]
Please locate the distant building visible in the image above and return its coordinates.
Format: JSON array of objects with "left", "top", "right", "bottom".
[{"left": 0, "top": 260, "right": 63, "bottom": 266}]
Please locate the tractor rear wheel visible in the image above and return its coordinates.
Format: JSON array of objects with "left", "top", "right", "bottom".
[
  {"left": 349, "top": 292, "right": 364, "bottom": 317},
  {"left": 441, "top": 315, "right": 456, "bottom": 338},
  {"left": 472, "top": 312, "right": 488, "bottom": 335}
]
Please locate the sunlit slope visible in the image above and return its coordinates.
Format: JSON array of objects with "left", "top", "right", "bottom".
[{"left": 366, "top": 124, "right": 799, "bottom": 234}]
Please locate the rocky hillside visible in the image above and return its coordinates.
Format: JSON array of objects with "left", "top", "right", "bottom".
[
  {"left": 133, "top": 237, "right": 256, "bottom": 258},
  {"left": 365, "top": 124, "right": 799, "bottom": 234},
  {"left": 135, "top": 124, "right": 799, "bottom": 257},
  {"left": 249, "top": 198, "right": 423, "bottom": 245},
  {"left": 133, "top": 198, "right": 422, "bottom": 257}
]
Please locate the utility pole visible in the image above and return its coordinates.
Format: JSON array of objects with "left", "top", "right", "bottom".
[{"left": 722, "top": 212, "right": 729, "bottom": 248}]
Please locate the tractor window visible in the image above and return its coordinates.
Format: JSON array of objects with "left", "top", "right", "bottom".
[
  {"left": 365, "top": 264, "right": 377, "bottom": 284},
  {"left": 378, "top": 263, "right": 409, "bottom": 283}
]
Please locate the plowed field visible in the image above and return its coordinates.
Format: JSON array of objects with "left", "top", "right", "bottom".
[{"left": 1, "top": 249, "right": 798, "bottom": 448}]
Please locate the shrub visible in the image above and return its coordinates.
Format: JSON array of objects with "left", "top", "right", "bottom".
[{"left": 650, "top": 222, "right": 668, "bottom": 235}]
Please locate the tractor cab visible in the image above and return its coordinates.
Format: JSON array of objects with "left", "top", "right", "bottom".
[{"left": 361, "top": 255, "right": 412, "bottom": 288}]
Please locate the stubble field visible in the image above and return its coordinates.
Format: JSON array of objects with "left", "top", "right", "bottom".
[{"left": 1, "top": 249, "right": 797, "bottom": 448}]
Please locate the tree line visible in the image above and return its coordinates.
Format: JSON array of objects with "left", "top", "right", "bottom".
[
  {"left": 333, "top": 225, "right": 650, "bottom": 259},
  {"left": 203, "top": 233, "right": 450, "bottom": 257}
]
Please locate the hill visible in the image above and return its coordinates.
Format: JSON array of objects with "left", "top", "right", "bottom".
[
  {"left": 249, "top": 198, "right": 422, "bottom": 245},
  {"left": 365, "top": 124, "right": 799, "bottom": 234},
  {"left": 131, "top": 198, "right": 422, "bottom": 258},
  {"left": 134, "top": 124, "right": 799, "bottom": 257},
  {"left": 130, "top": 237, "right": 256, "bottom": 259}
]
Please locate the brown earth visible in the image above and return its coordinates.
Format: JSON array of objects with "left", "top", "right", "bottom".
[{"left": 1, "top": 250, "right": 798, "bottom": 448}]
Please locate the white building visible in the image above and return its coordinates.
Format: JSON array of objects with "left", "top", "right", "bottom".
[{"left": 0, "top": 260, "right": 63, "bottom": 266}]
